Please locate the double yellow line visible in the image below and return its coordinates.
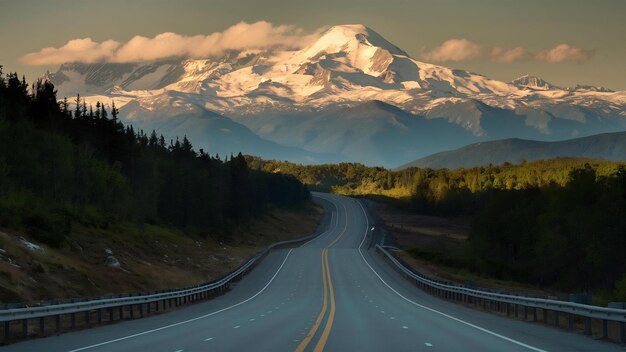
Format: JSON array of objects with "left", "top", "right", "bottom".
[{"left": 295, "top": 203, "right": 348, "bottom": 352}]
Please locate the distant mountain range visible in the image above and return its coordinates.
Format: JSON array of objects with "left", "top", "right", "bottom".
[
  {"left": 46, "top": 24, "right": 626, "bottom": 167},
  {"left": 399, "top": 131, "right": 626, "bottom": 169}
]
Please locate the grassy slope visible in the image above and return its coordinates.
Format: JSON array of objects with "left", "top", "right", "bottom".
[{"left": 0, "top": 204, "right": 322, "bottom": 304}]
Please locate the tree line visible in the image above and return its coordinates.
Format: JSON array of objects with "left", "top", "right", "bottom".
[
  {"left": 0, "top": 66, "right": 310, "bottom": 247},
  {"left": 248, "top": 156, "right": 626, "bottom": 298}
]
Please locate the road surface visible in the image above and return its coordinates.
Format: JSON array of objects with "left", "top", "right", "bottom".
[{"left": 3, "top": 193, "right": 621, "bottom": 351}]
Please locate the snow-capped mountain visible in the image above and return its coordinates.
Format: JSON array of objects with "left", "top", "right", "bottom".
[
  {"left": 48, "top": 24, "right": 626, "bottom": 167},
  {"left": 511, "top": 75, "right": 560, "bottom": 90}
]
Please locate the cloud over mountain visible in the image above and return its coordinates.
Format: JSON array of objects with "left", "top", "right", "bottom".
[
  {"left": 21, "top": 21, "right": 322, "bottom": 65},
  {"left": 422, "top": 39, "right": 594, "bottom": 64},
  {"left": 421, "top": 39, "right": 481, "bottom": 62},
  {"left": 489, "top": 47, "right": 529, "bottom": 62},
  {"left": 535, "top": 44, "right": 595, "bottom": 63}
]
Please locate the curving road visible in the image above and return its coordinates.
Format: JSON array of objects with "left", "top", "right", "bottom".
[{"left": 3, "top": 193, "right": 621, "bottom": 351}]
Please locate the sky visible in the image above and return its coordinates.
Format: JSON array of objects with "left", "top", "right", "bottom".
[{"left": 1, "top": 0, "right": 625, "bottom": 90}]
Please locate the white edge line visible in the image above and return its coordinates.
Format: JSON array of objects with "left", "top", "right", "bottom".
[
  {"left": 355, "top": 200, "right": 548, "bottom": 352},
  {"left": 301, "top": 195, "right": 339, "bottom": 248},
  {"left": 67, "top": 249, "right": 295, "bottom": 352}
]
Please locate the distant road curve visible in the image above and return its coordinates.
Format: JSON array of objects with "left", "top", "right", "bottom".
[{"left": 3, "top": 193, "right": 619, "bottom": 351}]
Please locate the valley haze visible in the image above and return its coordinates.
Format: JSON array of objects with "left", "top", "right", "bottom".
[{"left": 33, "top": 24, "right": 626, "bottom": 168}]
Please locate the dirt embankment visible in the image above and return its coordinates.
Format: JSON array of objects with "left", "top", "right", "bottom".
[{"left": 0, "top": 204, "right": 322, "bottom": 304}]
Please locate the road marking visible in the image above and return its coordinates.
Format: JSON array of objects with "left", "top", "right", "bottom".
[
  {"left": 425, "top": 342, "right": 433, "bottom": 347},
  {"left": 355, "top": 200, "right": 548, "bottom": 352},
  {"left": 295, "top": 248, "right": 329, "bottom": 352},
  {"left": 233, "top": 325, "right": 240, "bottom": 329},
  {"left": 204, "top": 337, "right": 213, "bottom": 341},
  {"left": 67, "top": 249, "right": 295, "bottom": 352},
  {"left": 249, "top": 318, "right": 255, "bottom": 321},
  {"left": 301, "top": 200, "right": 339, "bottom": 247},
  {"left": 173, "top": 350, "right": 184, "bottom": 352},
  {"left": 313, "top": 248, "right": 336, "bottom": 352},
  {"left": 390, "top": 317, "right": 395, "bottom": 319},
  {"left": 296, "top": 197, "right": 348, "bottom": 352},
  {"left": 402, "top": 326, "right": 408, "bottom": 329}
]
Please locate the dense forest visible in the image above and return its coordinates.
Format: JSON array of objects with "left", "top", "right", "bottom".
[
  {"left": 0, "top": 66, "right": 309, "bottom": 247},
  {"left": 248, "top": 157, "right": 626, "bottom": 299}
]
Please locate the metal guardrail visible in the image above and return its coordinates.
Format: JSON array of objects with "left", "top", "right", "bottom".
[
  {"left": 376, "top": 244, "right": 626, "bottom": 342},
  {"left": 0, "top": 199, "right": 333, "bottom": 340}
]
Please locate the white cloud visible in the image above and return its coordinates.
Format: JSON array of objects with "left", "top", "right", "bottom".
[
  {"left": 21, "top": 38, "right": 121, "bottom": 65},
  {"left": 421, "top": 39, "right": 482, "bottom": 62},
  {"left": 21, "top": 21, "right": 321, "bottom": 65},
  {"left": 535, "top": 44, "right": 594, "bottom": 63},
  {"left": 489, "top": 47, "right": 529, "bottom": 63}
]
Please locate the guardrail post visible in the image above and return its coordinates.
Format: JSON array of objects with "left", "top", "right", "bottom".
[
  {"left": 620, "top": 321, "right": 625, "bottom": 344},
  {"left": 22, "top": 319, "right": 27, "bottom": 338},
  {"left": 147, "top": 302, "right": 151, "bottom": 314},
  {"left": 119, "top": 305, "right": 124, "bottom": 320},
  {"left": 584, "top": 317, "right": 592, "bottom": 335},
  {"left": 601, "top": 320, "right": 608, "bottom": 340},
  {"left": 97, "top": 309, "right": 102, "bottom": 324},
  {"left": 533, "top": 308, "right": 537, "bottom": 322},
  {"left": 4, "top": 321, "right": 10, "bottom": 341},
  {"left": 506, "top": 303, "right": 510, "bottom": 317},
  {"left": 39, "top": 317, "right": 44, "bottom": 336},
  {"left": 130, "top": 305, "right": 134, "bottom": 319},
  {"left": 139, "top": 303, "right": 144, "bottom": 318},
  {"left": 514, "top": 304, "right": 519, "bottom": 318},
  {"left": 568, "top": 313, "right": 573, "bottom": 330},
  {"left": 543, "top": 309, "right": 548, "bottom": 324},
  {"left": 554, "top": 311, "right": 559, "bottom": 327},
  {"left": 55, "top": 314, "right": 60, "bottom": 335},
  {"left": 71, "top": 313, "right": 76, "bottom": 328},
  {"left": 85, "top": 310, "right": 90, "bottom": 326},
  {"left": 108, "top": 308, "right": 113, "bottom": 321},
  {"left": 523, "top": 306, "right": 528, "bottom": 320}
]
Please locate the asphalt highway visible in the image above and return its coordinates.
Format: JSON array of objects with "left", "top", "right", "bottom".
[{"left": 3, "top": 193, "right": 621, "bottom": 351}]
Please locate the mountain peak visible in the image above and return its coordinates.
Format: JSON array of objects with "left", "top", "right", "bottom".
[
  {"left": 511, "top": 75, "right": 559, "bottom": 90},
  {"left": 302, "top": 24, "right": 408, "bottom": 59}
]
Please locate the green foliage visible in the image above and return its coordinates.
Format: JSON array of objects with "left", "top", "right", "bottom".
[
  {"left": 615, "top": 275, "right": 626, "bottom": 301},
  {"left": 250, "top": 151, "right": 626, "bottom": 297},
  {"left": 0, "top": 69, "right": 310, "bottom": 246}
]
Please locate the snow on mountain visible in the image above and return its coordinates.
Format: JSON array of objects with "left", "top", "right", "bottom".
[
  {"left": 511, "top": 75, "right": 560, "bottom": 90},
  {"left": 47, "top": 24, "right": 626, "bottom": 167}
]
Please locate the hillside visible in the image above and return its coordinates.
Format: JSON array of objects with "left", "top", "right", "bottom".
[
  {"left": 0, "top": 206, "right": 321, "bottom": 304},
  {"left": 400, "top": 131, "right": 626, "bottom": 169},
  {"left": 0, "top": 68, "right": 316, "bottom": 302},
  {"left": 45, "top": 24, "right": 626, "bottom": 167}
]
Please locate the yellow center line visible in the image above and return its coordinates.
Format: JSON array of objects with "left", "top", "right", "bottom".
[
  {"left": 313, "top": 249, "right": 335, "bottom": 352},
  {"left": 295, "top": 200, "right": 349, "bottom": 352},
  {"left": 295, "top": 248, "right": 328, "bottom": 352}
]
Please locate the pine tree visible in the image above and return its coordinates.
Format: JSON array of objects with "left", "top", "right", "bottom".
[
  {"left": 111, "top": 100, "right": 118, "bottom": 121},
  {"left": 149, "top": 130, "right": 158, "bottom": 147},
  {"left": 101, "top": 103, "right": 108, "bottom": 119},
  {"left": 81, "top": 99, "right": 87, "bottom": 118},
  {"left": 74, "top": 93, "right": 81, "bottom": 118},
  {"left": 61, "top": 97, "right": 69, "bottom": 115}
]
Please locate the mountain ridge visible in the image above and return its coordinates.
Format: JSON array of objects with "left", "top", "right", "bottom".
[
  {"left": 45, "top": 24, "right": 626, "bottom": 167},
  {"left": 398, "top": 131, "right": 626, "bottom": 169}
]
